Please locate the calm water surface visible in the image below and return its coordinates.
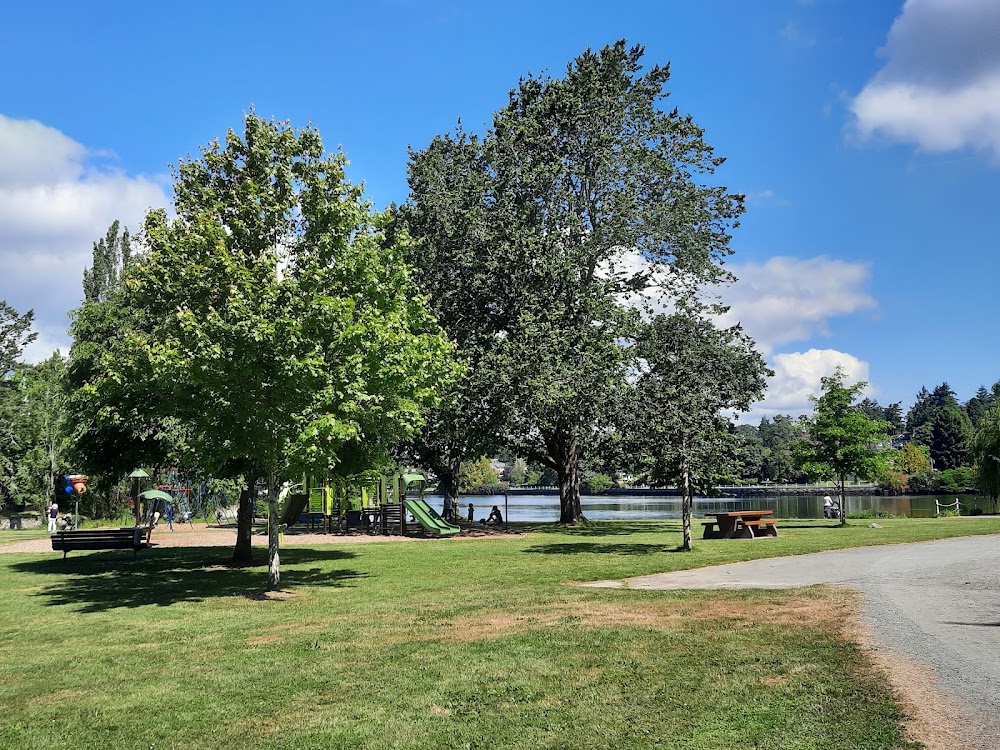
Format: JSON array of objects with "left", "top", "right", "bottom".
[{"left": 432, "top": 493, "right": 985, "bottom": 523}]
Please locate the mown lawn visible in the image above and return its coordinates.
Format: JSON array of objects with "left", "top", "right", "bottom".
[{"left": 4, "top": 517, "right": 995, "bottom": 750}]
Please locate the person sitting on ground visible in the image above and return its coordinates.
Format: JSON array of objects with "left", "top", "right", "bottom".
[{"left": 486, "top": 505, "right": 503, "bottom": 526}]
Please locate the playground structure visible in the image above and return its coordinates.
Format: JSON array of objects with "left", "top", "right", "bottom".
[
  {"left": 278, "top": 472, "right": 460, "bottom": 537},
  {"left": 133, "top": 467, "right": 239, "bottom": 529}
]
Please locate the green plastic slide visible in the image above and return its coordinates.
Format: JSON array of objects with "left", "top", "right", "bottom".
[
  {"left": 279, "top": 492, "right": 309, "bottom": 528},
  {"left": 402, "top": 497, "right": 461, "bottom": 536}
]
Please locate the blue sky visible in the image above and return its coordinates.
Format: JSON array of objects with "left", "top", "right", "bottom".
[{"left": 2, "top": 0, "right": 998, "bottom": 419}]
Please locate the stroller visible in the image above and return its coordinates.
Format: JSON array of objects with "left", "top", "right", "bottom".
[{"left": 822, "top": 496, "right": 841, "bottom": 519}]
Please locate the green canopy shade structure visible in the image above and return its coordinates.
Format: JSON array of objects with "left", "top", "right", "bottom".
[
  {"left": 139, "top": 490, "right": 172, "bottom": 503},
  {"left": 128, "top": 469, "right": 150, "bottom": 479}
]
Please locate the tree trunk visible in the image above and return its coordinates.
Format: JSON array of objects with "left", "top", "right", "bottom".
[
  {"left": 681, "top": 460, "right": 693, "bottom": 551},
  {"left": 267, "top": 473, "right": 280, "bottom": 591},
  {"left": 557, "top": 438, "right": 584, "bottom": 524},
  {"left": 232, "top": 482, "right": 255, "bottom": 565},
  {"left": 838, "top": 473, "right": 847, "bottom": 527},
  {"left": 438, "top": 455, "right": 462, "bottom": 507}
]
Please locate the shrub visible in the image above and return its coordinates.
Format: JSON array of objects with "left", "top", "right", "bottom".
[
  {"left": 583, "top": 474, "right": 613, "bottom": 494},
  {"left": 907, "top": 471, "right": 941, "bottom": 494}
]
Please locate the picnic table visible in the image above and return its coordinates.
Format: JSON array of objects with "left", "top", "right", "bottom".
[{"left": 701, "top": 510, "right": 779, "bottom": 539}]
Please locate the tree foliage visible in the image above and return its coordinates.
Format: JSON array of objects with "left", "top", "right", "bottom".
[
  {"left": 407, "top": 41, "right": 745, "bottom": 523},
  {"left": 970, "top": 404, "right": 1000, "bottom": 509},
  {"left": 631, "top": 310, "right": 769, "bottom": 549},
  {"left": 799, "top": 368, "right": 891, "bottom": 526},
  {"left": 0, "top": 301, "right": 37, "bottom": 506},
  {"left": 0, "top": 301, "right": 36, "bottom": 376},
  {"left": 89, "top": 113, "right": 456, "bottom": 587}
]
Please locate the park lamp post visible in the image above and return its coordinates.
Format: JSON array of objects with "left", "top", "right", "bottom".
[{"left": 128, "top": 469, "right": 150, "bottom": 526}]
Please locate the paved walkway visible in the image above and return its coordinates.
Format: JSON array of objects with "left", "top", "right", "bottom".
[{"left": 585, "top": 535, "right": 1000, "bottom": 750}]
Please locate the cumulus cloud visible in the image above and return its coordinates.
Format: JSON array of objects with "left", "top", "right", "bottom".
[
  {"left": 0, "top": 115, "right": 169, "bottom": 362},
  {"left": 602, "top": 250, "right": 878, "bottom": 421},
  {"left": 718, "top": 256, "right": 876, "bottom": 354},
  {"left": 743, "top": 348, "right": 871, "bottom": 422},
  {"left": 851, "top": 0, "right": 1000, "bottom": 156}
]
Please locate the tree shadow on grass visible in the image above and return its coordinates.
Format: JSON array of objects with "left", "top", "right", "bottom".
[
  {"left": 9, "top": 546, "right": 363, "bottom": 613},
  {"left": 522, "top": 521, "right": 682, "bottom": 538},
  {"left": 522, "top": 541, "right": 681, "bottom": 556}
]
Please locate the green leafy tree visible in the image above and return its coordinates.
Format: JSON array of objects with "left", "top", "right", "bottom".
[
  {"left": 632, "top": 311, "right": 769, "bottom": 550},
  {"left": 758, "top": 415, "right": 806, "bottom": 482},
  {"left": 0, "top": 301, "right": 37, "bottom": 505},
  {"left": 0, "top": 301, "right": 36, "bottom": 376},
  {"left": 410, "top": 41, "right": 744, "bottom": 523},
  {"left": 67, "top": 222, "right": 177, "bottom": 520},
  {"left": 970, "top": 404, "right": 1000, "bottom": 512},
  {"left": 95, "top": 113, "right": 455, "bottom": 589},
  {"left": 459, "top": 456, "right": 502, "bottom": 491},
  {"left": 10, "top": 353, "right": 71, "bottom": 511},
  {"left": 894, "top": 441, "right": 932, "bottom": 475},
  {"left": 799, "top": 368, "right": 891, "bottom": 526},
  {"left": 399, "top": 132, "right": 509, "bottom": 505}
]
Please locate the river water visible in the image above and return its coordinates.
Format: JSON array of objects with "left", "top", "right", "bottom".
[{"left": 431, "top": 493, "right": 988, "bottom": 523}]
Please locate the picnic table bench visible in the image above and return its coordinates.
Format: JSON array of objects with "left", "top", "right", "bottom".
[
  {"left": 51, "top": 527, "right": 152, "bottom": 559},
  {"left": 702, "top": 510, "right": 779, "bottom": 539}
]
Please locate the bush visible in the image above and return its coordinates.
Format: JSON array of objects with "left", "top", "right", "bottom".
[
  {"left": 907, "top": 471, "right": 941, "bottom": 494},
  {"left": 462, "top": 483, "right": 509, "bottom": 495},
  {"left": 878, "top": 471, "right": 907, "bottom": 495},
  {"left": 583, "top": 474, "right": 613, "bottom": 494},
  {"left": 939, "top": 467, "right": 976, "bottom": 494}
]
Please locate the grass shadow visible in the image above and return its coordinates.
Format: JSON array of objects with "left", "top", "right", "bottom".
[
  {"left": 521, "top": 521, "right": 681, "bottom": 538},
  {"left": 9, "top": 546, "right": 362, "bottom": 613},
  {"left": 522, "top": 541, "right": 678, "bottom": 556}
]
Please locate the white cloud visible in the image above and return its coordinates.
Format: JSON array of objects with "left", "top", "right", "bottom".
[
  {"left": 603, "top": 252, "right": 876, "bottom": 356},
  {"left": 851, "top": 0, "right": 1000, "bottom": 156},
  {"left": 603, "top": 251, "right": 879, "bottom": 421},
  {"left": 0, "top": 115, "right": 170, "bottom": 361},
  {"left": 743, "top": 348, "right": 872, "bottom": 423},
  {"left": 718, "top": 256, "right": 876, "bottom": 354}
]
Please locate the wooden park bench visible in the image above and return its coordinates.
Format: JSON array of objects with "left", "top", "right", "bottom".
[{"left": 51, "top": 527, "right": 152, "bottom": 559}]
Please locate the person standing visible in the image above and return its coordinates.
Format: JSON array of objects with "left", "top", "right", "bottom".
[{"left": 47, "top": 502, "right": 59, "bottom": 533}]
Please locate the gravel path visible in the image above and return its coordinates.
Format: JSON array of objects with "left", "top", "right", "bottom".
[{"left": 584, "top": 534, "right": 1000, "bottom": 750}]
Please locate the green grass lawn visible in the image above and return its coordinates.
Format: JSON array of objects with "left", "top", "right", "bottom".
[{"left": 4, "top": 517, "right": 996, "bottom": 750}]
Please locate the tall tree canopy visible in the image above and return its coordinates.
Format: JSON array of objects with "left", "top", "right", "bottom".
[
  {"left": 407, "top": 41, "right": 745, "bottom": 523},
  {"left": 90, "top": 113, "right": 455, "bottom": 588}
]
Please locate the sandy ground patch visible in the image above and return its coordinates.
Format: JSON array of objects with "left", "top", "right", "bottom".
[{"left": 0, "top": 523, "right": 521, "bottom": 555}]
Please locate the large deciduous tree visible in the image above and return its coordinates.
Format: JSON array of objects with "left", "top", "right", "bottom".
[
  {"left": 94, "top": 113, "right": 455, "bottom": 588},
  {"left": 398, "top": 133, "right": 507, "bottom": 502},
  {"left": 799, "top": 368, "right": 891, "bottom": 526},
  {"left": 632, "top": 310, "right": 769, "bottom": 550},
  {"left": 408, "top": 41, "right": 744, "bottom": 523}
]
